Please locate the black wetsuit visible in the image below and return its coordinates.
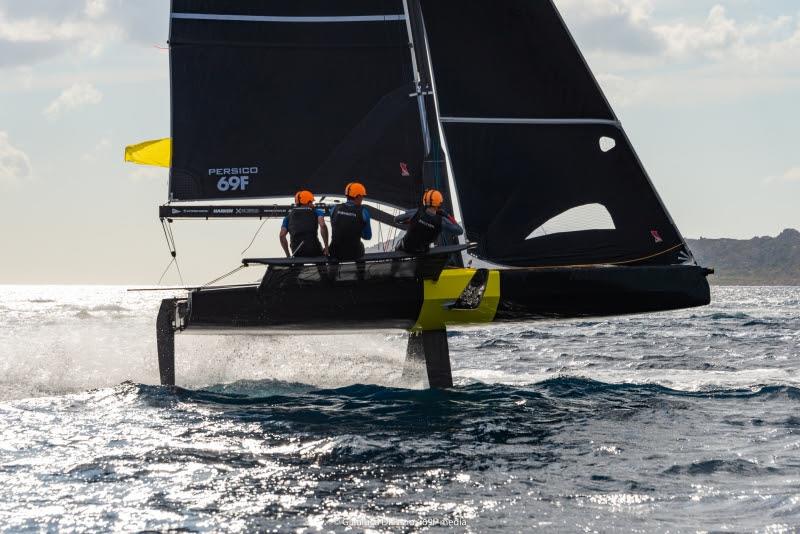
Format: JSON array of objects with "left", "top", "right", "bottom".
[
  {"left": 330, "top": 203, "right": 366, "bottom": 261},
  {"left": 287, "top": 206, "right": 323, "bottom": 257},
  {"left": 396, "top": 208, "right": 445, "bottom": 253}
]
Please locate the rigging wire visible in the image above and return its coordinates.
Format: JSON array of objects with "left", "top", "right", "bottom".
[
  {"left": 165, "top": 222, "right": 185, "bottom": 284},
  {"left": 158, "top": 218, "right": 185, "bottom": 286}
]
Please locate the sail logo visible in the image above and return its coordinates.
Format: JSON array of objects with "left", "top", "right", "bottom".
[
  {"left": 209, "top": 167, "right": 258, "bottom": 192},
  {"left": 651, "top": 230, "right": 664, "bottom": 243}
]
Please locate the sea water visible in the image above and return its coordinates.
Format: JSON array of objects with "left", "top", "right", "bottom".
[{"left": 0, "top": 286, "right": 798, "bottom": 532}]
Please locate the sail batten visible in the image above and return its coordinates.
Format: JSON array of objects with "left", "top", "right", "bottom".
[
  {"left": 441, "top": 117, "right": 621, "bottom": 126},
  {"left": 171, "top": 13, "right": 407, "bottom": 23}
]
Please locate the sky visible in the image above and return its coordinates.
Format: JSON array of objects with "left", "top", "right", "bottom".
[{"left": 0, "top": 0, "right": 798, "bottom": 284}]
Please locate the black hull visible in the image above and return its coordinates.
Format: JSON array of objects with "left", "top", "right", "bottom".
[
  {"left": 182, "top": 265, "right": 711, "bottom": 332},
  {"left": 156, "top": 264, "right": 710, "bottom": 388},
  {"left": 496, "top": 265, "right": 712, "bottom": 320}
]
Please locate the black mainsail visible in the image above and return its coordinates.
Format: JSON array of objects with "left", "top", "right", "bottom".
[{"left": 168, "top": 0, "right": 429, "bottom": 208}]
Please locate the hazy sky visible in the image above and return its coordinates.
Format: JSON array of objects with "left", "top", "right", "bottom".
[{"left": 1, "top": 0, "right": 798, "bottom": 284}]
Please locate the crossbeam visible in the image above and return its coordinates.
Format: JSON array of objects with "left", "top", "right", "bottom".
[
  {"left": 243, "top": 243, "right": 473, "bottom": 267},
  {"left": 158, "top": 203, "right": 406, "bottom": 229}
]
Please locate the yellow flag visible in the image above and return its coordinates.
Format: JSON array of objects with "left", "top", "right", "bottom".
[{"left": 124, "top": 138, "right": 171, "bottom": 168}]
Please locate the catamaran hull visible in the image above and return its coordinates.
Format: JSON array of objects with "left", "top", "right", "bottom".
[
  {"left": 180, "top": 265, "right": 711, "bottom": 332},
  {"left": 155, "top": 265, "right": 709, "bottom": 389}
]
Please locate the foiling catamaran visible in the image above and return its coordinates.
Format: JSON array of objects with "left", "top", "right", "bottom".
[{"left": 126, "top": 0, "right": 712, "bottom": 389}]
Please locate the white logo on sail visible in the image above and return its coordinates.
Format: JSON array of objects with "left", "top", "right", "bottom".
[{"left": 209, "top": 166, "right": 258, "bottom": 192}]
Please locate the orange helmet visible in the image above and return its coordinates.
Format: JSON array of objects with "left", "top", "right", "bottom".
[
  {"left": 345, "top": 182, "right": 367, "bottom": 198},
  {"left": 295, "top": 190, "right": 315, "bottom": 205},
  {"left": 422, "top": 189, "right": 444, "bottom": 208}
]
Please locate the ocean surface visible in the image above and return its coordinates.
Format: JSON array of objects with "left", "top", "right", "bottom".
[{"left": 0, "top": 285, "right": 798, "bottom": 532}]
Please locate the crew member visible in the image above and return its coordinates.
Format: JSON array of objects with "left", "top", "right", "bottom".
[
  {"left": 279, "top": 190, "right": 329, "bottom": 257},
  {"left": 395, "top": 189, "right": 463, "bottom": 253},
  {"left": 329, "top": 182, "right": 372, "bottom": 261}
]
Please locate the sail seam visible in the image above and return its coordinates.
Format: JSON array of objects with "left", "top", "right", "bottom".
[
  {"left": 171, "top": 13, "right": 407, "bottom": 23},
  {"left": 441, "top": 117, "right": 621, "bottom": 126}
]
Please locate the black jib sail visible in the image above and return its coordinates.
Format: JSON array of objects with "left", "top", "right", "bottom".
[
  {"left": 168, "top": 0, "right": 429, "bottom": 208},
  {"left": 418, "top": 0, "right": 691, "bottom": 267}
]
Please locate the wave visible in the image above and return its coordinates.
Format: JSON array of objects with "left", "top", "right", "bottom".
[
  {"left": 742, "top": 319, "right": 782, "bottom": 327},
  {"left": 532, "top": 377, "right": 800, "bottom": 401},
  {"left": 9, "top": 378, "right": 800, "bottom": 476},
  {"left": 56, "top": 304, "right": 130, "bottom": 313},
  {"left": 90, "top": 305, "right": 130, "bottom": 313},
  {"left": 119, "top": 377, "right": 800, "bottom": 410},
  {"left": 692, "top": 312, "right": 753, "bottom": 320},
  {"left": 516, "top": 330, "right": 558, "bottom": 340},
  {"left": 664, "top": 459, "right": 779, "bottom": 477},
  {"left": 474, "top": 339, "right": 519, "bottom": 350},
  {"left": 53, "top": 379, "right": 783, "bottom": 471},
  {"left": 634, "top": 361, "right": 739, "bottom": 372}
]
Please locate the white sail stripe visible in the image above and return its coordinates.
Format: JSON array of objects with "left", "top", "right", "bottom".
[
  {"left": 171, "top": 13, "right": 407, "bottom": 23},
  {"left": 441, "top": 117, "right": 620, "bottom": 126}
]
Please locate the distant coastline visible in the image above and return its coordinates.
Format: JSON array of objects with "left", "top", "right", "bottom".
[{"left": 687, "top": 229, "right": 800, "bottom": 286}]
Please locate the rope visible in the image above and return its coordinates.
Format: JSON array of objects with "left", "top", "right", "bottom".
[
  {"left": 200, "top": 265, "right": 248, "bottom": 290},
  {"left": 241, "top": 219, "right": 268, "bottom": 255},
  {"left": 518, "top": 243, "right": 687, "bottom": 270}
]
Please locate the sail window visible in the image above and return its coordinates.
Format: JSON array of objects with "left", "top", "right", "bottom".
[
  {"left": 599, "top": 136, "right": 616, "bottom": 153},
  {"left": 527, "top": 204, "right": 615, "bottom": 240}
]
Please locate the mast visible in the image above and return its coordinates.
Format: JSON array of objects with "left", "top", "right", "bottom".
[
  {"left": 414, "top": 4, "right": 468, "bottom": 256},
  {"left": 402, "top": 0, "right": 431, "bottom": 155}
]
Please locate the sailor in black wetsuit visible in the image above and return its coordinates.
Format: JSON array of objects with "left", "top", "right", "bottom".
[
  {"left": 329, "top": 182, "right": 372, "bottom": 261},
  {"left": 395, "top": 189, "right": 463, "bottom": 253},
  {"left": 279, "top": 190, "right": 329, "bottom": 257}
]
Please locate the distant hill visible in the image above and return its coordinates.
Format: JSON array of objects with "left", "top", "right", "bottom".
[{"left": 687, "top": 229, "right": 800, "bottom": 286}]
